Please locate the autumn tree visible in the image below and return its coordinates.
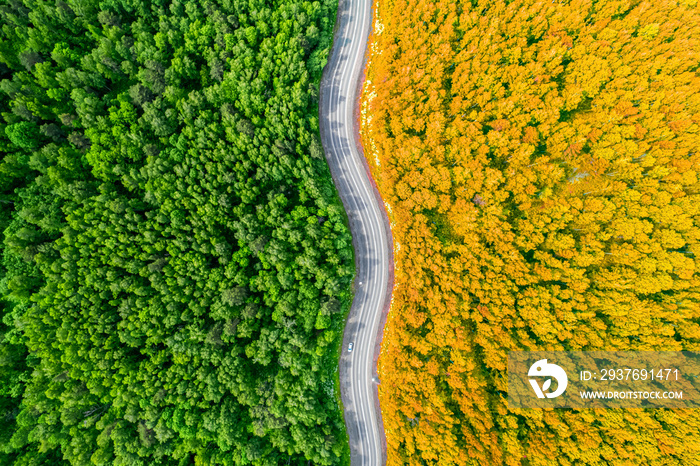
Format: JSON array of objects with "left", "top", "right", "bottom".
[{"left": 362, "top": 0, "right": 700, "bottom": 464}]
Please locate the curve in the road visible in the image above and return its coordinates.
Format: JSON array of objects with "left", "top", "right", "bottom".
[{"left": 319, "top": 0, "right": 393, "bottom": 465}]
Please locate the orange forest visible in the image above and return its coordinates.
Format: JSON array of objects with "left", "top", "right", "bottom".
[{"left": 361, "top": 0, "right": 700, "bottom": 464}]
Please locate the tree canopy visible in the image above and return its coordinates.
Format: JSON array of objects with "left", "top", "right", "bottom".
[
  {"left": 0, "top": 0, "right": 353, "bottom": 464},
  {"left": 362, "top": 0, "right": 700, "bottom": 464}
]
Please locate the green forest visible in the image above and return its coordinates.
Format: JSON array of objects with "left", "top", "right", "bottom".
[{"left": 0, "top": 0, "right": 354, "bottom": 465}]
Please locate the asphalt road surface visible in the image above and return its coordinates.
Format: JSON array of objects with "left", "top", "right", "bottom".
[{"left": 318, "top": 0, "right": 391, "bottom": 465}]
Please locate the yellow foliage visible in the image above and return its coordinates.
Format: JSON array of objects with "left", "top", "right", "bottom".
[{"left": 362, "top": 0, "right": 700, "bottom": 464}]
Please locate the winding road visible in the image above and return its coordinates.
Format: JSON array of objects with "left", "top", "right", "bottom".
[{"left": 319, "top": 0, "right": 392, "bottom": 464}]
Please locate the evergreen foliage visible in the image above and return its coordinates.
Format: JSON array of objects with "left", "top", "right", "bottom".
[{"left": 0, "top": 0, "right": 353, "bottom": 464}]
